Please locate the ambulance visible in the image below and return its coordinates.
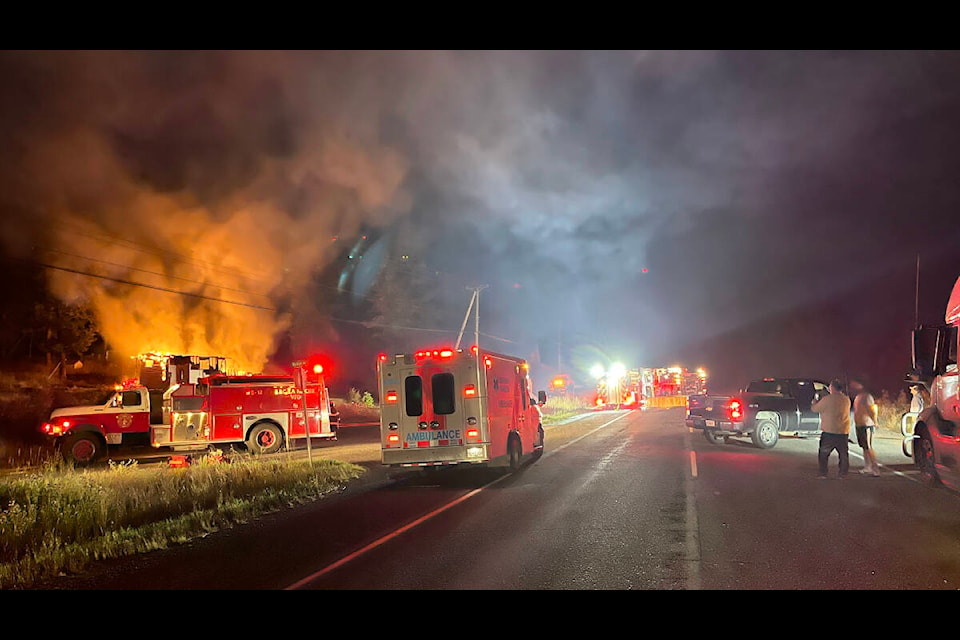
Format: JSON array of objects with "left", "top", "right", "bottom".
[{"left": 377, "top": 346, "right": 547, "bottom": 471}]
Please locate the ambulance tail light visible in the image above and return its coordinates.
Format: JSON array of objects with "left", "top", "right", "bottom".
[
  {"left": 466, "top": 416, "right": 479, "bottom": 440},
  {"left": 387, "top": 433, "right": 400, "bottom": 444},
  {"left": 463, "top": 384, "right": 477, "bottom": 397},
  {"left": 728, "top": 398, "right": 744, "bottom": 421},
  {"left": 385, "top": 391, "right": 399, "bottom": 403}
]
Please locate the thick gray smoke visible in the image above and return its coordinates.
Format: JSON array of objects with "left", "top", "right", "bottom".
[{"left": 2, "top": 50, "right": 960, "bottom": 383}]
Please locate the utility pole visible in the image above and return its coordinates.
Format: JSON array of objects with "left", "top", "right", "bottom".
[{"left": 455, "top": 285, "right": 488, "bottom": 350}]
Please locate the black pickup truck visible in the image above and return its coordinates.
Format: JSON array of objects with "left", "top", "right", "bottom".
[{"left": 685, "top": 377, "right": 830, "bottom": 449}]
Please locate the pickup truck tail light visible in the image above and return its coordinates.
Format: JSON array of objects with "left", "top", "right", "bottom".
[{"left": 728, "top": 399, "right": 744, "bottom": 420}]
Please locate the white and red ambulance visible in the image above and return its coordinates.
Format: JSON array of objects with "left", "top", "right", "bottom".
[{"left": 377, "top": 346, "right": 547, "bottom": 471}]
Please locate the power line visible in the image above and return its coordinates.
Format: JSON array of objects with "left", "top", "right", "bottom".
[
  {"left": 43, "top": 248, "right": 275, "bottom": 300},
  {"left": 56, "top": 219, "right": 272, "bottom": 287},
  {"left": 30, "top": 258, "right": 512, "bottom": 339},
  {"left": 36, "top": 261, "right": 278, "bottom": 312}
]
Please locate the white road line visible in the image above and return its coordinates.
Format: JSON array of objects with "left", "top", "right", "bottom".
[
  {"left": 286, "top": 410, "right": 631, "bottom": 590},
  {"left": 683, "top": 424, "right": 702, "bottom": 590}
]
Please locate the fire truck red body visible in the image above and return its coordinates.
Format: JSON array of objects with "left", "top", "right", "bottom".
[
  {"left": 151, "top": 373, "right": 335, "bottom": 455},
  {"left": 378, "top": 346, "right": 547, "bottom": 471}
]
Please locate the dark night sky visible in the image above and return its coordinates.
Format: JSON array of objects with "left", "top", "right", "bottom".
[{"left": 2, "top": 50, "right": 959, "bottom": 394}]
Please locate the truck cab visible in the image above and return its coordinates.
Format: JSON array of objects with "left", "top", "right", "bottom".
[
  {"left": 902, "top": 278, "right": 960, "bottom": 489},
  {"left": 40, "top": 384, "right": 163, "bottom": 465}
]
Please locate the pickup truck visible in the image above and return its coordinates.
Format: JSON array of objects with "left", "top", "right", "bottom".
[{"left": 685, "top": 377, "right": 830, "bottom": 449}]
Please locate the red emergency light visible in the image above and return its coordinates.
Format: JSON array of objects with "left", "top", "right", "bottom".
[
  {"left": 466, "top": 428, "right": 479, "bottom": 439},
  {"left": 385, "top": 391, "right": 399, "bottom": 403},
  {"left": 463, "top": 384, "right": 477, "bottom": 397},
  {"left": 387, "top": 433, "right": 400, "bottom": 444}
]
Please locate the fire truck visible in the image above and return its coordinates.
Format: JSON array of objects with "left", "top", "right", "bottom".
[
  {"left": 639, "top": 366, "right": 708, "bottom": 399},
  {"left": 377, "top": 346, "right": 547, "bottom": 472},
  {"left": 40, "top": 354, "right": 336, "bottom": 465},
  {"left": 594, "top": 368, "right": 642, "bottom": 409}
]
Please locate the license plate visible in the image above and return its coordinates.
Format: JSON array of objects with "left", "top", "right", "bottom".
[{"left": 705, "top": 419, "right": 716, "bottom": 427}]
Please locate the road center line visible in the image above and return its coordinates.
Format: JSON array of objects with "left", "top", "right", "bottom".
[{"left": 285, "top": 410, "right": 631, "bottom": 590}]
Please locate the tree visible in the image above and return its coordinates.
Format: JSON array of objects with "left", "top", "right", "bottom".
[{"left": 33, "top": 299, "right": 100, "bottom": 382}]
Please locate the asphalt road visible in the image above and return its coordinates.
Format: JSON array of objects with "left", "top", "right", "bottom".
[{"left": 20, "top": 409, "right": 960, "bottom": 590}]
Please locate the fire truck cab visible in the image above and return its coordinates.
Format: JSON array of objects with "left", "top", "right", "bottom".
[{"left": 378, "top": 346, "right": 547, "bottom": 472}]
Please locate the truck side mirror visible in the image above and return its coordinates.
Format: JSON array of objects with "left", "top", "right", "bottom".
[{"left": 538, "top": 390, "right": 547, "bottom": 405}]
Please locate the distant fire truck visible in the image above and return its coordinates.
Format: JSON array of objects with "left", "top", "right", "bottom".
[
  {"left": 377, "top": 346, "right": 547, "bottom": 471},
  {"left": 595, "top": 368, "right": 642, "bottom": 408},
  {"left": 40, "top": 353, "right": 335, "bottom": 465},
  {"left": 640, "top": 366, "right": 707, "bottom": 398}
]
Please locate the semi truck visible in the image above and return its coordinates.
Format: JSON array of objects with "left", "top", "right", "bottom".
[{"left": 901, "top": 273, "right": 960, "bottom": 489}]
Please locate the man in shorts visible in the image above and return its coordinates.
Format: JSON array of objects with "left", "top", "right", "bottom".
[{"left": 850, "top": 377, "right": 880, "bottom": 476}]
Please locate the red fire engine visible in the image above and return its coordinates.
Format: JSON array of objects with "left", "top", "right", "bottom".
[
  {"left": 378, "top": 346, "right": 547, "bottom": 471},
  {"left": 594, "top": 368, "right": 642, "bottom": 409},
  {"left": 40, "top": 355, "right": 335, "bottom": 465}
]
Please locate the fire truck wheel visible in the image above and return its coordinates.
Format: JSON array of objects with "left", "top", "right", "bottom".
[
  {"left": 703, "top": 430, "right": 724, "bottom": 445},
  {"left": 247, "top": 423, "right": 284, "bottom": 455},
  {"left": 750, "top": 420, "right": 779, "bottom": 449},
  {"left": 61, "top": 432, "right": 104, "bottom": 466},
  {"left": 508, "top": 435, "right": 522, "bottom": 471}
]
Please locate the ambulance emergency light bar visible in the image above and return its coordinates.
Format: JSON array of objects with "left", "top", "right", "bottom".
[{"left": 378, "top": 345, "right": 494, "bottom": 368}]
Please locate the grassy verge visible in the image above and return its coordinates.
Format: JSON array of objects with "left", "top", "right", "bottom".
[
  {"left": 541, "top": 394, "right": 593, "bottom": 424},
  {"left": 0, "top": 453, "right": 364, "bottom": 590}
]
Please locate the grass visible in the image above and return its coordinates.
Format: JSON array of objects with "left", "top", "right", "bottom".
[
  {"left": 876, "top": 390, "right": 912, "bottom": 434},
  {"left": 0, "top": 452, "right": 363, "bottom": 590},
  {"left": 541, "top": 394, "right": 593, "bottom": 424}
]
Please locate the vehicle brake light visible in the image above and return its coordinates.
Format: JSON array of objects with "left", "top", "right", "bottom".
[
  {"left": 466, "top": 428, "right": 479, "bottom": 439},
  {"left": 728, "top": 399, "right": 743, "bottom": 420},
  {"left": 385, "top": 391, "right": 398, "bottom": 403},
  {"left": 387, "top": 433, "right": 400, "bottom": 443},
  {"left": 464, "top": 384, "right": 477, "bottom": 397}
]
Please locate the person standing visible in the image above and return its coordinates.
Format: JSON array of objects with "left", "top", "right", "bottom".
[
  {"left": 812, "top": 379, "right": 851, "bottom": 479},
  {"left": 850, "top": 377, "right": 880, "bottom": 476}
]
